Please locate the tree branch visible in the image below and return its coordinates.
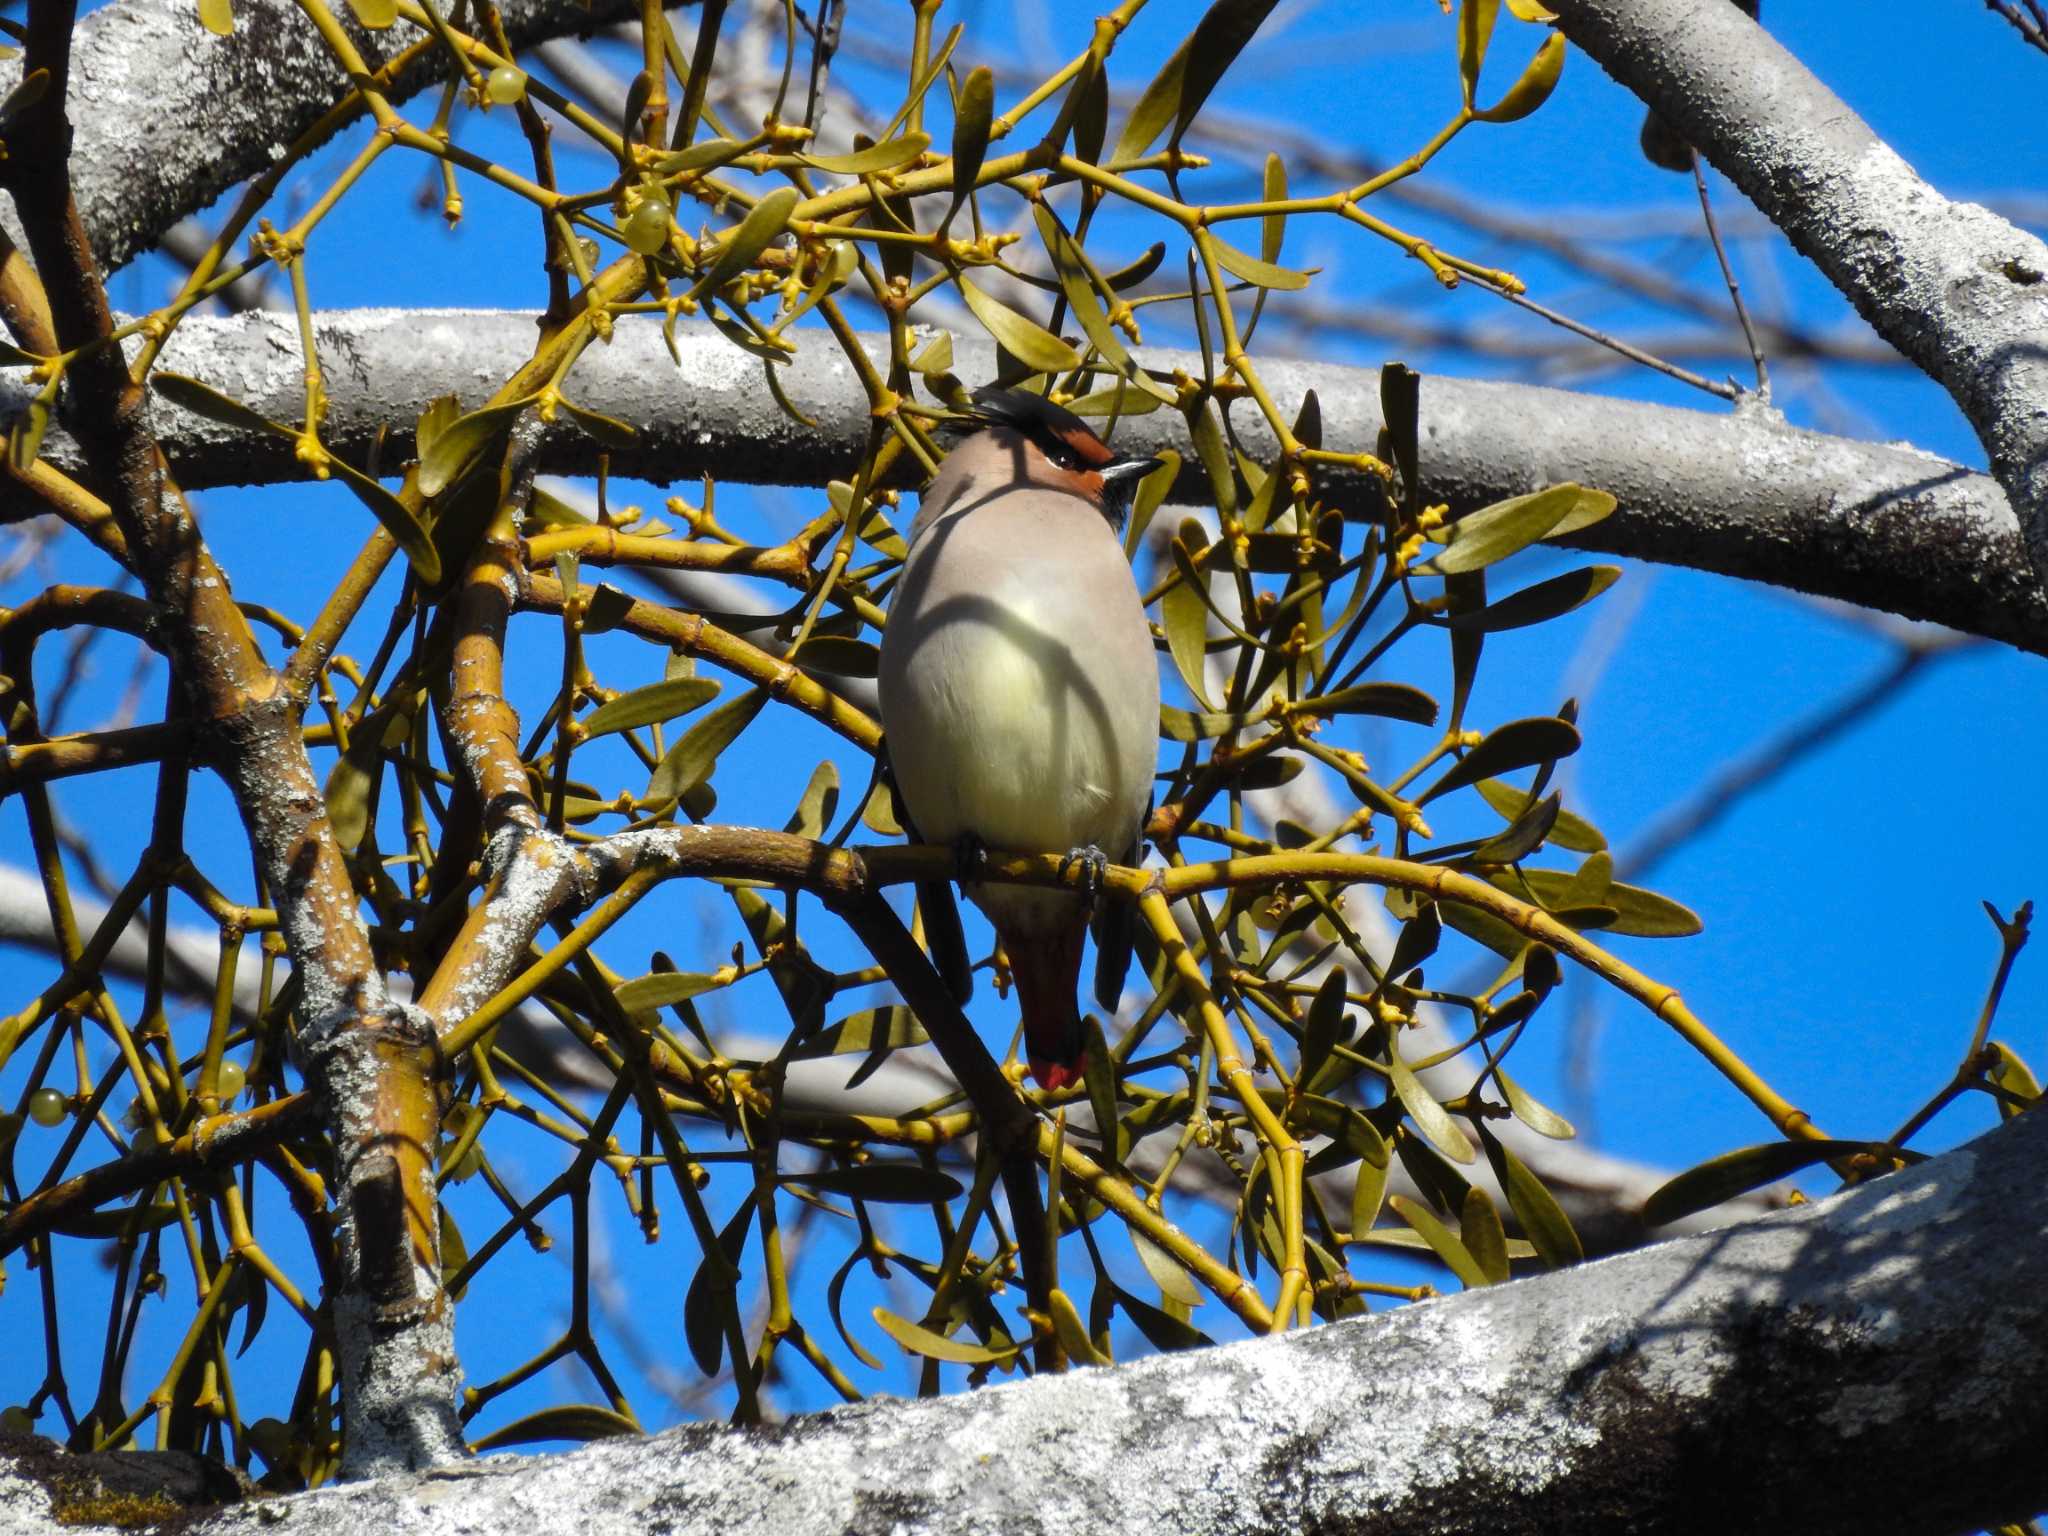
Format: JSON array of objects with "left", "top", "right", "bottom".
[
  {"left": 0, "top": 1093, "right": 318, "bottom": 1258},
  {"left": 824, "top": 891, "right": 1059, "bottom": 1368},
  {"left": 1548, "top": 0, "right": 2048, "bottom": 576},
  {"left": 0, "top": 0, "right": 463, "bottom": 1473},
  {"left": 0, "top": 0, "right": 667, "bottom": 278},
  {"left": 11, "top": 1104, "right": 2044, "bottom": 1536},
  {"left": 11, "top": 314, "right": 2036, "bottom": 653},
  {"left": 0, "top": 851, "right": 1784, "bottom": 1266}
]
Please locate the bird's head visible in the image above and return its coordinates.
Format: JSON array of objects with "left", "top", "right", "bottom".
[{"left": 957, "top": 387, "right": 1164, "bottom": 529}]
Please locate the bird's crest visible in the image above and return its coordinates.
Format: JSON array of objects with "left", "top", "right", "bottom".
[{"left": 962, "top": 386, "right": 1118, "bottom": 470}]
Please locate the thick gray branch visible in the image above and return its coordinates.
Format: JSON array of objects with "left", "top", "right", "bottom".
[
  {"left": 0, "top": 0, "right": 660, "bottom": 276},
  {"left": 11, "top": 1106, "right": 2045, "bottom": 1536},
  {"left": 1548, "top": 0, "right": 2048, "bottom": 576},
  {"left": 8, "top": 311, "right": 2040, "bottom": 653}
]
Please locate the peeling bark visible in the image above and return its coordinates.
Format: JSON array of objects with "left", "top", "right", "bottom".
[
  {"left": 1549, "top": 0, "right": 2048, "bottom": 577},
  {"left": 5, "top": 314, "right": 2034, "bottom": 653},
  {"left": 7, "top": 1104, "right": 2044, "bottom": 1536}
]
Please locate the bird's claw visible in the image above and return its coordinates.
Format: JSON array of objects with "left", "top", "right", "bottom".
[
  {"left": 953, "top": 832, "right": 990, "bottom": 885},
  {"left": 1060, "top": 844, "right": 1111, "bottom": 917}
]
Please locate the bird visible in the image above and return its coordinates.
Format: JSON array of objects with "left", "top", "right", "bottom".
[{"left": 877, "top": 388, "right": 1162, "bottom": 1092}]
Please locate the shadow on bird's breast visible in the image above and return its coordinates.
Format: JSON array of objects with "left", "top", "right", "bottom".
[{"left": 906, "top": 589, "right": 1114, "bottom": 760}]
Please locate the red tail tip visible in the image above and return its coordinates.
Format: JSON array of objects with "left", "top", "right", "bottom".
[{"left": 1028, "top": 1054, "right": 1088, "bottom": 1093}]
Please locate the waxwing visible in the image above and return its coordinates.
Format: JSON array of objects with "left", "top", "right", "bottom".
[{"left": 878, "top": 388, "right": 1162, "bottom": 1090}]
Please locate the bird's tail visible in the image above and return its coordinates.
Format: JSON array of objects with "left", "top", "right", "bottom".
[{"left": 1000, "top": 922, "right": 1087, "bottom": 1091}]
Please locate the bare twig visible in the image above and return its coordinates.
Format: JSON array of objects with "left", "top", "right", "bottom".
[
  {"left": 1984, "top": 0, "right": 2048, "bottom": 57},
  {"left": 1690, "top": 150, "right": 1770, "bottom": 398},
  {"left": 1468, "top": 275, "right": 1739, "bottom": 400}
]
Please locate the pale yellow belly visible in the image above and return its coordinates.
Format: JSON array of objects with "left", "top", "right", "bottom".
[{"left": 880, "top": 509, "right": 1158, "bottom": 936}]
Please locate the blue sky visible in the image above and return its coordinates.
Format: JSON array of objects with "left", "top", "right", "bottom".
[{"left": 5, "top": 0, "right": 2045, "bottom": 1450}]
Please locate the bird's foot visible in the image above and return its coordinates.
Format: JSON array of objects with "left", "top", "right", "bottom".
[
  {"left": 1059, "top": 844, "right": 1111, "bottom": 917},
  {"left": 952, "top": 831, "right": 990, "bottom": 885}
]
